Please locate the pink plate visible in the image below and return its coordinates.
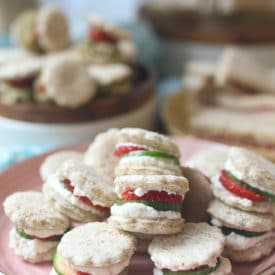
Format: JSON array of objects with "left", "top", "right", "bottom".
[{"left": 0, "top": 137, "right": 274, "bottom": 275}]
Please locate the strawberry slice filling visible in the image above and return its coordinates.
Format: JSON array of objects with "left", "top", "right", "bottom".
[
  {"left": 89, "top": 28, "right": 116, "bottom": 43},
  {"left": 122, "top": 189, "right": 182, "bottom": 204},
  {"left": 6, "top": 77, "right": 35, "bottom": 89},
  {"left": 219, "top": 170, "right": 265, "bottom": 201},
  {"left": 114, "top": 144, "right": 147, "bottom": 157},
  {"left": 62, "top": 179, "right": 109, "bottom": 212}
]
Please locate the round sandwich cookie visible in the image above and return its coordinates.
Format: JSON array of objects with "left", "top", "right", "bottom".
[
  {"left": 181, "top": 167, "right": 213, "bottom": 223},
  {"left": 208, "top": 199, "right": 275, "bottom": 262},
  {"left": 185, "top": 146, "right": 229, "bottom": 179},
  {"left": 84, "top": 128, "right": 120, "bottom": 179},
  {"left": 50, "top": 222, "right": 136, "bottom": 275},
  {"left": 11, "top": 6, "right": 69, "bottom": 53},
  {"left": 34, "top": 56, "right": 96, "bottom": 107},
  {"left": 3, "top": 191, "right": 70, "bottom": 263},
  {"left": 148, "top": 223, "right": 232, "bottom": 275},
  {"left": 0, "top": 57, "right": 42, "bottom": 104},
  {"left": 40, "top": 150, "right": 84, "bottom": 181},
  {"left": 43, "top": 159, "right": 116, "bottom": 222},
  {"left": 109, "top": 174, "right": 189, "bottom": 235},
  {"left": 115, "top": 128, "right": 182, "bottom": 176},
  {"left": 212, "top": 147, "right": 275, "bottom": 214}
]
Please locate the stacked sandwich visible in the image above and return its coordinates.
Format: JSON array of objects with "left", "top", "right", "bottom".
[
  {"left": 184, "top": 47, "right": 275, "bottom": 161},
  {"left": 207, "top": 146, "right": 275, "bottom": 262}
]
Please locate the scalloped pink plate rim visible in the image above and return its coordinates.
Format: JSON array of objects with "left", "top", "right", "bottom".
[{"left": 0, "top": 137, "right": 274, "bottom": 275}]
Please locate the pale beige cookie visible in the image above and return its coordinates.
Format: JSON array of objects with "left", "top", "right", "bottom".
[
  {"left": 118, "top": 128, "right": 181, "bottom": 157},
  {"left": 185, "top": 146, "right": 229, "bottom": 178},
  {"left": 225, "top": 146, "right": 275, "bottom": 194},
  {"left": 3, "top": 191, "right": 70, "bottom": 237},
  {"left": 114, "top": 174, "right": 189, "bottom": 197},
  {"left": 36, "top": 6, "right": 69, "bottom": 52},
  {"left": 36, "top": 56, "right": 96, "bottom": 107},
  {"left": 40, "top": 150, "right": 83, "bottom": 181},
  {"left": 115, "top": 156, "right": 182, "bottom": 177},
  {"left": 223, "top": 236, "right": 275, "bottom": 263},
  {"left": 0, "top": 57, "right": 42, "bottom": 80},
  {"left": 84, "top": 128, "right": 120, "bottom": 178},
  {"left": 56, "top": 222, "right": 136, "bottom": 275},
  {"left": 212, "top": 178, "right": 275, "bottom": 214},
  {"left": 208, "top": 200, "right": 275, "bottom": 232},
  {"left": 149, "top": 223, "right": 226, "bottom": 271},
  {"left": 88, "top": 63, "right": 132, "bottom": 94},
  {"left": 181, "top": 167, "right": 213, "bottom": 222},
  {"left": 43, "top": 181, "right": 104, "bottom": 222},
  {"left": 9, "top": 227, "right": 58, "bottom": 263},
  {"left": 108, "top": 215, "right": 184, "bottom": 235}
]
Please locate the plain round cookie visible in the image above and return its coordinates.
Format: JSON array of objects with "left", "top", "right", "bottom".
[
  {"left": 223, "top": 236, "right": 275, "bottom": 262},
  {"left": 0, "top": 57, "right": 42, "bottom": 80},
  {"left": 115, "top": 156, "right": 182, "bottom": 177},
  {"left": 36, "top": 6, "right": 69, "bottom": 52},
  {"left": 185, "top": 146, "right": 229, "bottom": 178},
  {"left": 3, "top": 191, "right": 70, "bottom": 237},
  {"left": 58, "top": 223, "right": 136, "bottom": 269},
  {"left": 148, "top": 223, "right": 225, "bottom": 271},
  {"left": 40, "top": 150, "right": 83, "bottom": 181},
  {"left": 84, "top": 128, "right": 120, "bottom": 177},
  {"left": 108, "top": 215, "right": 184, "bottom": 235},
  {"left": 114, "top": 175, "right": 189, "bottom": 197},
  {"left": 118, "top": 128, "right": 181, "bottom": 157},
  {"left": 226, "top": 147, "right": 275, "bottom": 194},
  {"left": 39, "top": 56, "right": 96, "bottom": 108},
  {"left": 212, "top": 182, "right": 275, "bottom": 214},
  {"left": 181, "top": 167, "right": 213, "bottom": 223},
  {"left": 208, "top": 200, "right": 275, "bottom": 232}
]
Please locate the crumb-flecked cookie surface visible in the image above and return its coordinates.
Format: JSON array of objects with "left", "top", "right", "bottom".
[{"left": 149, "top": 223, "right": 225, "bottom": 271}]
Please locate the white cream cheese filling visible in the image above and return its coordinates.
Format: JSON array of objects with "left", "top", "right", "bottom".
[{"left": 111, "top": 202, "right": 181, "bottom": 220}]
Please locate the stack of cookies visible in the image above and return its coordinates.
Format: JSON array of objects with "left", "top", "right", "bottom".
[
  {"left": 207, "top": 146, "right": 275, "bottom": 262},
  {"left": 109, "top": 127, "right": 190, "bottom": 255}
]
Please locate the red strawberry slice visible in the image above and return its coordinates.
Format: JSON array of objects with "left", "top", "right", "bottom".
[
  {"left": 122, "top": 189, "right": 182, "bottom": 203},
  {"left": 114, "top": 144, "right": 146, "bottom": 157},
  {"left": 89, "top": 28, "right": 115, "bottom": 43},
  {"left": 63, "top": 179, "right": 109, "bottom": 212},
  {"left": 219, "top": 170, "right": 265, "bottom": 201},
  {"left": 7, "top": 77, "right": 35, "bottom": 88},
  {"left": 77, "top": 272, "right": 91, "bottom": 275}
]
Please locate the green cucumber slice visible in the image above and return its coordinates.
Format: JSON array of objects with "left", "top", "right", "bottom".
[
  {"left": 222, "top": 226, "right": 266, "bottom": 238},
  {"left": 122, "top": 150, "right": 180, "bottom": 165},
  {"left": 225, "top": 170, "right": 275, "bottom": 202},
  {"left": 162, "top": 258, "right": 221, "bottom": 275},
  {"left": 116, "top": 199, "right": 182, "bottom": 212},
  {"left": 53, "top": 251, "right": 64, "bottom": 275},
  {"left": 16, "top": 227, "right": 34, "bottom": 240}
]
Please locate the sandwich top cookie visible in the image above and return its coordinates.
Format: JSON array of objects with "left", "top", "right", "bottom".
[
  {"left": 50, "top": 222, "right": 136, "bottom": 275},
  {"left": 40, "top": 150, "right": 84, "bottom": 181},
  {"left": 43, "top": 159, "right": 116, "bottom": 222},
  {"left": 11, "top": 6, "right": 69, "bottom": 53},
  {"left": 212, "top": 146, "right": 275, "bottom": 213},
  {"left": 3, "top": 191, "right": 70, "bottom": 263},
  {"left": 148, "top": 222, "right": 232, "bottom": 275},
  {"left": 208, "top": 199, "right": 275, "bottom": 262},
  {"left": 110, "top": 174, "right": 189, "bottom": 235},
  {"left": 35, "top": 56, "right": 96, "bottom": 107}
]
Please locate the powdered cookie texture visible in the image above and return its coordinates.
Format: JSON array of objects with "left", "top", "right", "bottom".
[
  {"left": 208, "top": 200, "right": 275, "bottom": 232},
  {"left": 149, "top": 223, "right": 227, "bottom": 272},
  {"left": 118, "top": 128, "right": 181, "bottom": 157},
  {"left": 40, "top": 150, "right": 83, "bottom": 181},
  {"left": 53, "top": 222, "right": 136, "bottom": 275}
]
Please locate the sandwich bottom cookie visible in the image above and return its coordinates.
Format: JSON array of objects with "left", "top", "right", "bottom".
[
  {"left": 148, "top": 223, "right": 232, "bottom": 275},
  {"left": 3, "top": 191, "right": 70, "bottom": 263},
  {"left": 208, "top": 200, "right": 275, "bottom": 262},
  {"left": 50, "top": 222, "right": 136, "bottom": 275}
]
